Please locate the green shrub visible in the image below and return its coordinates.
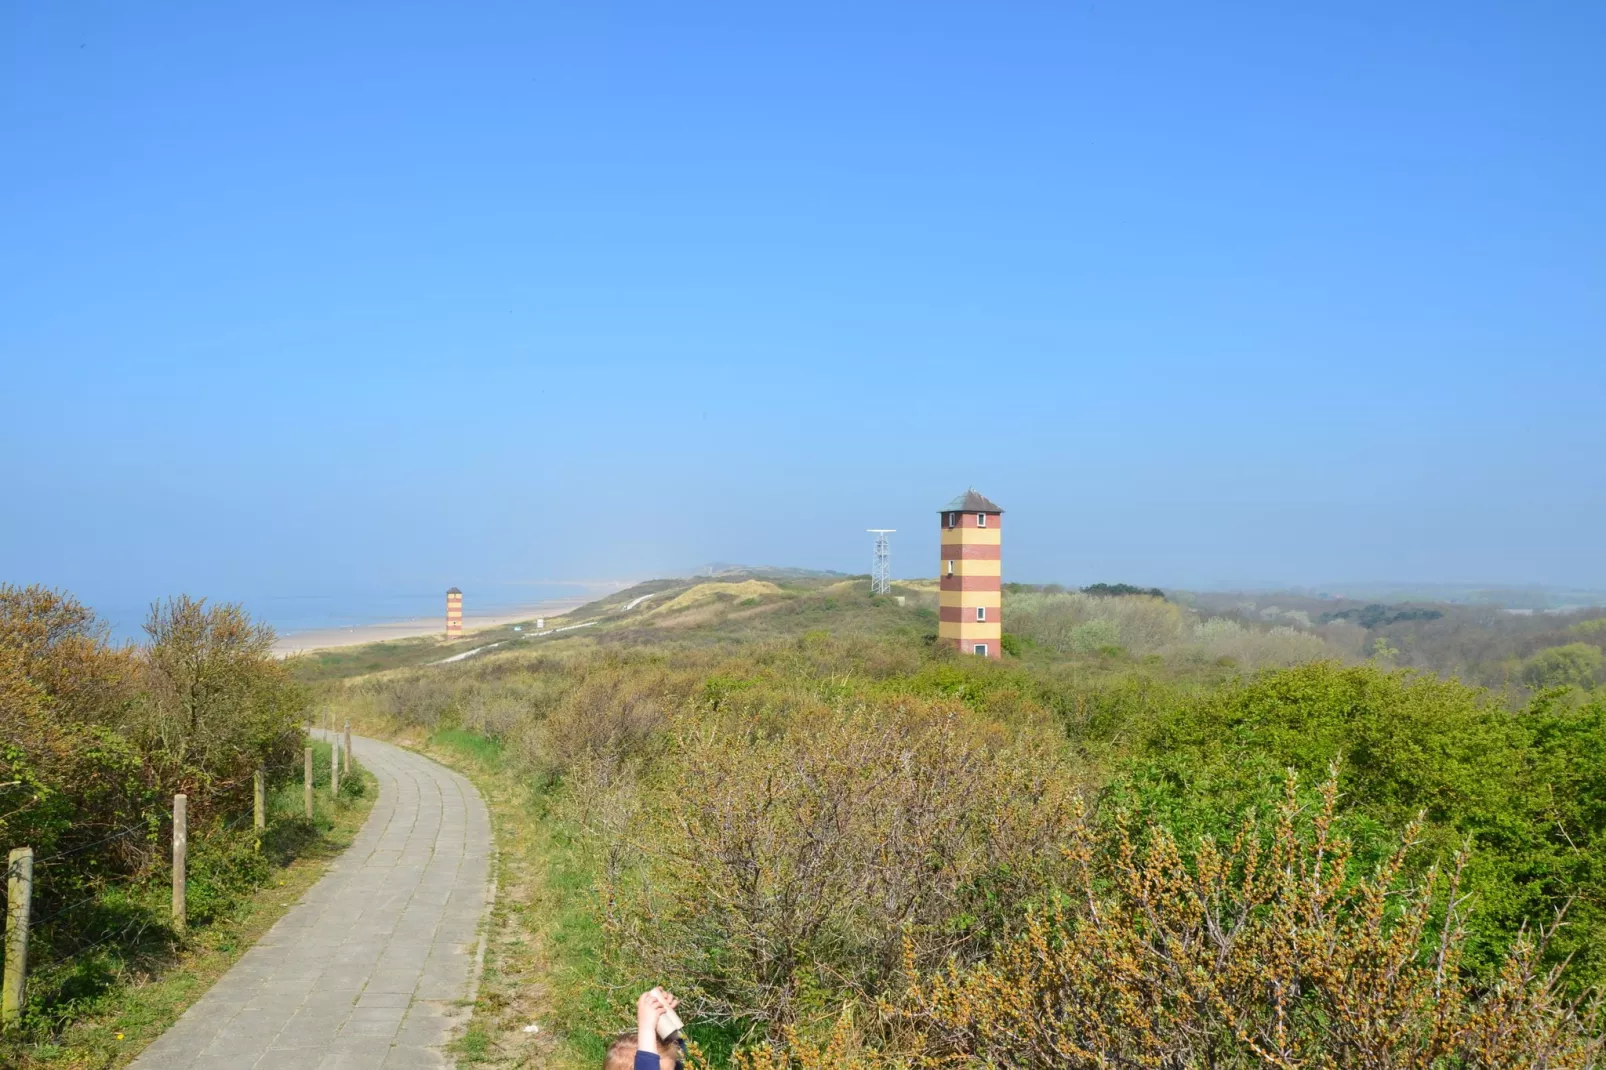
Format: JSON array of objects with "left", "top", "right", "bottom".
[
  {"left": 724, "top": 777, "right": 1605, "bottom": 1070},
  {"left": 598, "top": 699, "right": 1079, "bottom": 1031},
  {"left": 1109, "top": 662, "right": 1606, "bottom": 989},
  {"left": 315, "top": 624, "right": 1606, "bottom": 1047},
  {"left": 1522, "top": 642, "right": 1603, "bottom": 690},
  {"left": 0, "top": 585, "right": 315, "bottom": 1033}
]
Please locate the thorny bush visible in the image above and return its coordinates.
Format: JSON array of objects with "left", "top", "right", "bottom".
[
  {"left": 599, "top": 698, "right": 1082, "bottom": 1032},
  {"left": 1, "top": 585, "right": 310, "bottom": 1030},
  {"left": 710, "top": 774, "right": 1604, "bottom": 1069}
]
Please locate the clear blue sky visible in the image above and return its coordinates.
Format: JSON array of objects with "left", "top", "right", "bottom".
[{"left": 5, "top": 1, "right": 1604, "bottom": 623}]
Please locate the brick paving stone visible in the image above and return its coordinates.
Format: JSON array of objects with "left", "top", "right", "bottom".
[{"left": 129, "top": 736, "right": 492, "bottom": 1070}]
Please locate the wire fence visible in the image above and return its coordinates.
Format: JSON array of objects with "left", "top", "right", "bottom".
[
  {"left": 4, "top": 733, "right": 359, "bottom": 1027},
  {"left": 6, "top": 809, "right": 215, "bottom": 983},
  {"left": 30, "top": 822, "right": 150, "bottom": 869}
]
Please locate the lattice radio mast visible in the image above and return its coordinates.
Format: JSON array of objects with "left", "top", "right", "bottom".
[{"left": 867, "top": 529, "right": 895, "bottom": 595}]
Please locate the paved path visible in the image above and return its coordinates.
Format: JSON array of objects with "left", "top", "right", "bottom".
[{"left": 131, "top": 735, "right": 493, "bottom": 1070}]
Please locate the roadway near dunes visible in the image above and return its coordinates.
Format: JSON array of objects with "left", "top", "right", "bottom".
[{"left": 130, "top": 736, "right": 492, "bottom": 1070}]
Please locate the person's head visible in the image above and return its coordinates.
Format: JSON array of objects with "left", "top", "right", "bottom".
[{"left": 604, "top": 1030, "right": 682, "bottom": 1070}]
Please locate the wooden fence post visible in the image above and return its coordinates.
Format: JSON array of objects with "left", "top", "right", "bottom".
[
  {"left": 304, "top": 746, "right": 313, "bottom": 819},
  {"left": 3, "top": 847, "right": 32, "bottom": 1029},
  {"left": 172, "top": 794, "right": 187, "bottom": 934},
  {"left": 330, "top": 738, "right": 340, "bottom": 798},
  {"left": 344, "top": 721, "right": 353, "bottom": 773},
  {"left": 254, "top": 768, "right": 266, "bottom": 831}
]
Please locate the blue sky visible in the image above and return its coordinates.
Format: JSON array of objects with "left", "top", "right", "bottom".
[{"left": 4, "top": 1, "right": 1604, "bottom": 623}]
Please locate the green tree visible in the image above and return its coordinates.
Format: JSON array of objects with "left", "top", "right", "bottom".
[
  {"left": 1082, "top": 583, "right": 1167, "bottom": 600},
  {"left": 138, "top": 595, "right": 305, "bottom": 781},
  {"left": 1106, "top": 662, "right": 1605, "bottom": 988},
  {"left": 1521, "top": 642, "right": 1604, "bottom": 691},
  {"left": 1070, "top": 619, "right": 1122, "bottom": 654}
]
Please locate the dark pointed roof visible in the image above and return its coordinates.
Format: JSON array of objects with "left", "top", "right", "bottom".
[
  {"left": 447, "top": 587, "right": 462, "bottom": 595},
  {"left": 941, "top": 489, "right": 1003, "bottom": 513}
]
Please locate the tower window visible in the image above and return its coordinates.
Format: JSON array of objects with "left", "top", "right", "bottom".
[
  {"left": 947, "top": 512, "right": 956, "bottom": 528},
  {"left": 946, "top": 560, "right": 954, "bottom": 576},
  {"left": 973, "top": 644, "right": 988, "bottom": 657},
  {"left": 978, "top": 513, "right": 988, "bottom": 527},
  {"left": 977, "top": 606, "right": 986, "bottom": 622}
]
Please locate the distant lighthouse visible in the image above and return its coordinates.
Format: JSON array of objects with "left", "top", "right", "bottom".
[
  {"left": 938, "top": 490, "right": 1003, "bottom": 659},
  {"left": 446, "top": 587, "right": 463, "bottom": 639}
]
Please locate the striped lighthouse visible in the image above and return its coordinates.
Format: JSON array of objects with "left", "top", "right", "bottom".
[
  {"left": 446, "top": 587, "right": 463, "bottom": 639},
  {"left": 938, "top": 490, "right": 1003, "bottom": 659}
]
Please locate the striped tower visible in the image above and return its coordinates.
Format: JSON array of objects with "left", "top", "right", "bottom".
[
  {"left": 938, "top": 489, "right": 1003, "bottom": 659},
  {"left": 446, "top": 587, "right": 463, "bottom": 639}
]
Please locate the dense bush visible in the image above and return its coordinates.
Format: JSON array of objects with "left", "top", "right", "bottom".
[
  {"left": 1005, "top": 590, "right": 1344, "bottom": 668},
  {"left": 0, "top": 584, "right": 309, "bottom": 1020},
  {"left": 134, "top": 595, "right": 307, "bottom": 783},
  {"left": 601, "top": 700, "right": 1079, "bottom": 1029},
  {"left": 320, "top": 624, "right": 1606, "bottom": 1063},
  {"left": 1523, "top": 642, "right": 1604, "bottom": 690},
  {"left": 1007, "top": 591, "right": 1186, "bottom": 656},
  {"left": 713, "top": 778, "right": 1604, "bottom": 1069},
  {"left": 2, "top": 588, "right": 305, "bottom": 852},
  {"left": 1107, "top": 662, "right": 1606, "bottom": 990}
]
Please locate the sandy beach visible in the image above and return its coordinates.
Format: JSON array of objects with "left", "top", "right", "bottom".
[{"left": 272, "top": 593, "right": 608, "bottom": 656}]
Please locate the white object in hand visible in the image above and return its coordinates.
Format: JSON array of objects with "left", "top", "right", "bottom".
[{"left": 656, "top": 1007, "right": 684, "bottom": 1039}]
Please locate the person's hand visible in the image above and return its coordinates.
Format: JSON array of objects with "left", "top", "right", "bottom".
[{"left": 636, "top": 987, "right": 679, "bottom": 1052}]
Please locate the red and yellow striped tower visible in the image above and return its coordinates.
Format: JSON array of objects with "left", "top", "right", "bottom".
[
  {"left": 446, "top": 587, "right": 463, "bottom": 639},
  {"left": 938, "top": 490, "right": 1003, "bottom": 659}
]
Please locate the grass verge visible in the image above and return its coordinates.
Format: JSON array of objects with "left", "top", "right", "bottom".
[
  {"left": 371, "top": 722, "right": 611, "bottom": 1070},
  {"left": 2, "top": 738, "right": 376, "bottom": 1070}
]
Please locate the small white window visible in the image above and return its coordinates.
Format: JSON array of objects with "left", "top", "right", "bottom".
[
  {"left": 946, "top": 560, "right": 954, "bottom": 576},
  {"left": 977, "top": 513, "right": 988, "bottom": 527},
  {"left": 976, "top": 606, "right": 986, "bottom": 622},
  {"left": 947, "top": 512, "right": 956, "bottom": 528},
  {"left": 973, "top": 644, "right": 988, "bottom": 657}
]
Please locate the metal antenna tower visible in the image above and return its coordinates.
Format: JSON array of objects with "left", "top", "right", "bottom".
[{"left": 867, "top": 529, "right": 895, "bottom": 595}]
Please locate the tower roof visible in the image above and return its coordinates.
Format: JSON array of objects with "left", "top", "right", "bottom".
[
  {"left": 446, "top": 587, "right": 462, "bottom": 595},
  {"left": 941, "top": 488, "right": 1003, "bottom": 513}
]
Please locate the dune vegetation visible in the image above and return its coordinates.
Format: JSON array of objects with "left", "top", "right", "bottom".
[
  {"left": 0, "top": 585, "right": 370, "bottom": 1069},
  {"left": 306, "top": 573, "right": 1606, "bottom": 1068}
]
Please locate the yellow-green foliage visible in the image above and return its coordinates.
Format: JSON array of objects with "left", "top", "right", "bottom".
[
  {"left": 323, "top": 629, "right": 1606, "bottom": 1066},
  {"left": 1523, "top": 642, "right": 1604, "bottom": 690},
  {"left": 861, "top": 779, "right": 1600, "bottom": 1068},
  {"left": 0, "top": 584, "right": 316, "bottom": 1042},
  {"left": 1005, "top": 590, "right": 1342, "bottom": 668},
  {"left": 1007, "top": 591, "right": 1186, "bottom": 654},
  {"left": 2, "top": 587, "right": 306, "bottom": 862},
  {"left": 601, "top": 700, "right": 1080, "bottom": 1029},
  {"left": 688, "top": 778, "right": 1605, "bottom": 1069}
]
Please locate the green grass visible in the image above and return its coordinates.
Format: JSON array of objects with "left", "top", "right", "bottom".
[
  {"left": 430, "top": 726, "right": 504, "bottom": 766},
  {"left": 355, "top": 725, "right": 621, "bottom": 1070},
  {"left": 2, "top": 739, "right": 376, "bottom": 1070}
]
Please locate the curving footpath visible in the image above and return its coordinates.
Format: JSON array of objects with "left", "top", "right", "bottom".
[{"left": 130, "top": 735, "right": 493, "bottom": 1070}]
